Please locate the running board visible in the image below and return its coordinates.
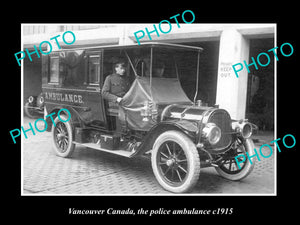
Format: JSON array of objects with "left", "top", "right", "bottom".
[{"left": 73, "top": 142, "right": 135, "bottom": 158}]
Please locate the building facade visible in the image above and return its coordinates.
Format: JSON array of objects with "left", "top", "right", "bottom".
[{"left": 22, "top": 23, "right": 275, "bottom": 130}]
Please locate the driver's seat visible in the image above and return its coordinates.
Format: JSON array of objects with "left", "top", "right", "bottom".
[
  {"left": 107, "top": 101, "right": 119, "bottom": 116},
  {"left": 106, "top": 101, "right": 127, "bottom": 134}
]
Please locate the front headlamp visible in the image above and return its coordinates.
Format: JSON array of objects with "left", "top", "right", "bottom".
[
  {"left": 232, "top": 121, "right": 253, "bottom": 139},
  {"left": 202, "top": 123, "right": 222, "bottom": 145},
  {"left": 28, "top": 96, "right": 34, "bottom": 104},
  {"left": 39, "top": 96, "right": 44, "bottom": 104}
]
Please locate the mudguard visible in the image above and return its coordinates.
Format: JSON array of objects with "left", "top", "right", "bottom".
[
  {"left": 45, "top": 105, "right": 82, "bottom": 132},
  {"left": 133, "top": 119, "right": 199, "bottom": 156}
]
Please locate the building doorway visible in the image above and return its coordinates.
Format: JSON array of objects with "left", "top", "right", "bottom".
[{"left": 246, "top": 38, "right": 275, "bottom": 130}]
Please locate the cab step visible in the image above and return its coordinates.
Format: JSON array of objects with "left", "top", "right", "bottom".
[{"left": 72, "top": 142, "right": 135, "bottom": 158}]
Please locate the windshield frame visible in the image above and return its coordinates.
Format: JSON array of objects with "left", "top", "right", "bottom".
[
  {"left": 124, "top": 45, "right": 201, "bottom": 79},
  {"left": 123, "top": 44, "right": 202, "bottom": 105}
]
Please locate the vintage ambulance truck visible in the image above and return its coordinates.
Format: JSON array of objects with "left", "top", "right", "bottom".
[{"left": 42, "top": 42, "right": 256, "bottom": 193}]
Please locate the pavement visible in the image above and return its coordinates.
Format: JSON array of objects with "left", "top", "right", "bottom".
[{"left": 22, "top": 116, "right": 275, "bottom": 195}]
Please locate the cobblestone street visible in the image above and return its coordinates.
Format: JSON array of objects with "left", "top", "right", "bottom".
[{"left": 22, "top": 117, "right": 275, "bottom": 195}]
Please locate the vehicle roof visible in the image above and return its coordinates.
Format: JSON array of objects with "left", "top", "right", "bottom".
[{"left": 55, "top": 42, "right": 203, "bottom": 52}]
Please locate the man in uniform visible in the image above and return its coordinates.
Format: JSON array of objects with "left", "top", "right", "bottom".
[
  {"left": 102, "top": 59, "right": 131, "bottom": 104},
  {"left": 102, "top": 58, "right": 131, "bottom": 134}
]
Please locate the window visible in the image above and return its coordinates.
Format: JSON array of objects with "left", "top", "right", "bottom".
[
  {"left": 49, "top": 56, "right": 59, "bottom": 83},
  {"left": 88, "top": 55, "right": 100, "bottom": 84},
  {"left": 59, "top": 51, "right": 85, "bottom": 87},
  {"left": 23, "top": 25, "right": 46, "bottom": 35}
]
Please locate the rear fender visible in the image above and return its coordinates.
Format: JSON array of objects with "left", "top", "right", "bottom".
[{"left": 45, "top": 106, "right": 82, "bottom": 132}]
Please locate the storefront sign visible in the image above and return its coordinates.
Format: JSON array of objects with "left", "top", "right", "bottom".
[{"left": 219, "top": 62, "right": 233, "bottom": 77}]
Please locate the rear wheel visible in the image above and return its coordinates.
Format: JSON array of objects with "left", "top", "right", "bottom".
[
  {"left": 51, "top": 115, "right": 75, "bottom": 158},
  {"left": 151, "top": 130, "right": 200, "bottom": 193}
]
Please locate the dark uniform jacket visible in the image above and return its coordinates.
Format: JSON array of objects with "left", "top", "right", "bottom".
[{"left": 102, "top": 73, "right": 131, "bottom": 103}]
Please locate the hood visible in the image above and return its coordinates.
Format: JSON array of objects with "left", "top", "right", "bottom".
[
  {"left": 163, "top": 104, "right": 215, "bottom": 121},
  {"left": 163, "top": 104, "right": 233, "bottom": 150}
]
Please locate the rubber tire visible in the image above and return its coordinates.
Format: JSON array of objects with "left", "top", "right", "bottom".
[
  {"left": 151, "top": 130, "right": 200, "bottom": 193},
  {"left": 215, "top": 138, "right": 256, "bottom": 181},
  {"left": 51, "top": 115, "right": 75, "bottom": 158}
]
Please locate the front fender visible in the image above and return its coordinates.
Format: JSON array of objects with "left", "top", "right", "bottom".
[{"left": 133, "top": 119, "right": 199, "bottom": 156}]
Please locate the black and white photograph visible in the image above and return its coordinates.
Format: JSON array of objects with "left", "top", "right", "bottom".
[
  {"left": 20, "top": 23, "right": 276, "bottom": 195},
  {"left": 4, "top": 5, "right": 298, "bottom": 221}
]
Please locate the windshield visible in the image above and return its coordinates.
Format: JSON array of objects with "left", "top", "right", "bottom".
[
  {"left": 102, "top": 45, "right": 200, "bottom": 103},
  {"left": 125, "top": 46, "right": 199, "bottom": 80},
  {"left": 117, "top": 45, "right": 201, "bottom": 131}
]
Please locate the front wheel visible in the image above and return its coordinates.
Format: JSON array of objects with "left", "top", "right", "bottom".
[
  {"left": 215, "top": 137, "right": 255, "bottom": 181},
  {"left": 151, "top": 130, "right": 200, "bottom": 193}
]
